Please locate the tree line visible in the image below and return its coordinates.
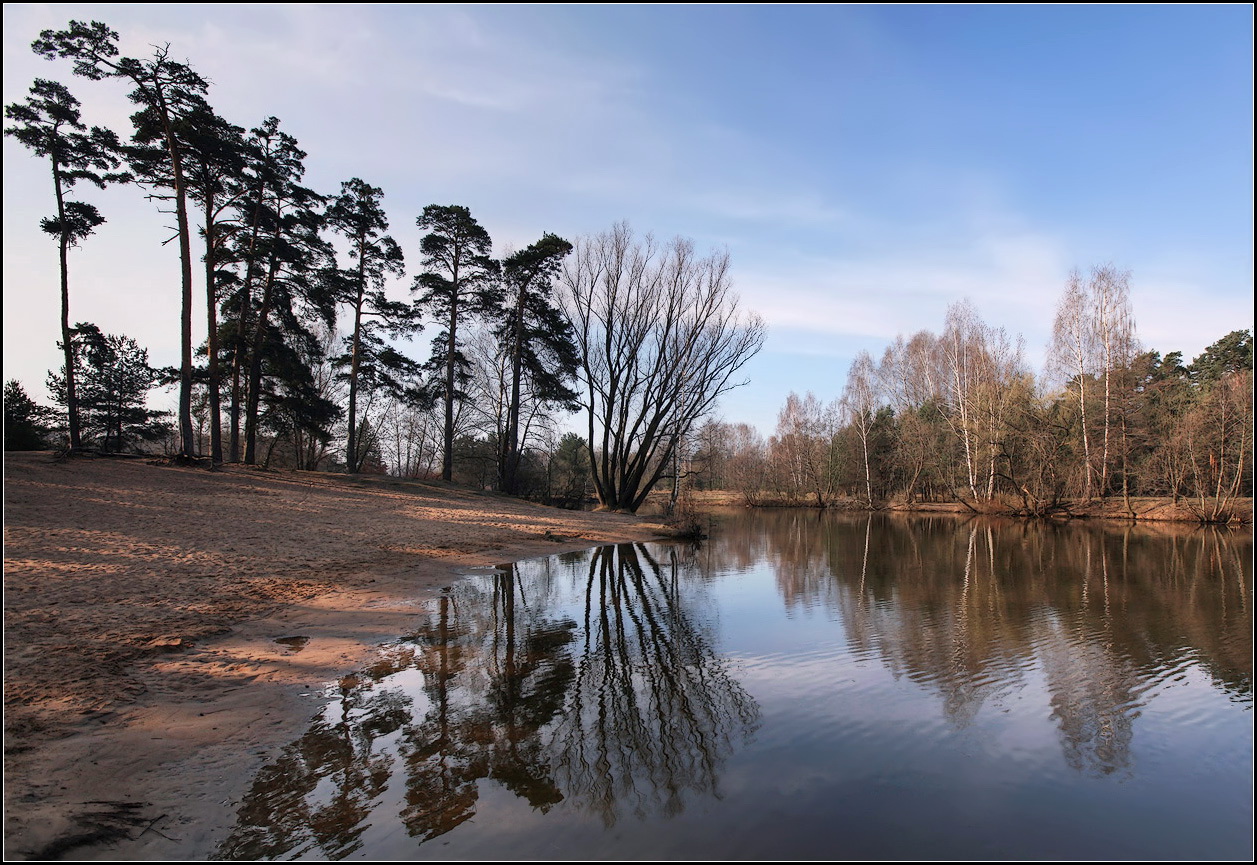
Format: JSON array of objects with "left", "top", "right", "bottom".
[
  {"left": 3, "top": 20, "right": 765, "bottom": 513},
  {"left": 682, "top": 269, "right": 1251, "bottom": 523}
]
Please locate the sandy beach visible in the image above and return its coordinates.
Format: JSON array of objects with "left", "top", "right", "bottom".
[{"left": 2, "top": 452, "right": 661, "bottom": 860}]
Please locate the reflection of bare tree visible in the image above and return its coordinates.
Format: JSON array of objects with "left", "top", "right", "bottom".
[
  {"left": 1050, "top": 530, "right": 1137, "bottom": 774},
  {"left": 216, "top": 517, "right": 1250, "bottom": 857},
  {"left": 840, "top": 520, "right": 1032, "bottom": 727},
  {"left": 1038, "top": 525, "right": 1253, "bottom": 776},
  {"left": 219, "top": 542, "right": 760, "bottom": 858},
  {"left": 1183, "top": 527, "right": 1252, "bottom": 698},
  {"left": 754, "top": 513, "right": 1034, "bottom": 727},
  {"left": 767, "top": 510, "right": 838, "bottom": 610},
  {"left": 552, "top": 543, "right": 759, "bottom": 826},
  {"left": 1041, "top": 631, "right": 1136, "bottom": 777}
]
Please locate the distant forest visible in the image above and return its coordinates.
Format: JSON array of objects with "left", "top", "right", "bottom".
[
  {"left": 4, "top": 20, "right": 1252, "bottom": 521},
  {"left": 683, "top": 291, "right": 1251, "bottom": 522}
]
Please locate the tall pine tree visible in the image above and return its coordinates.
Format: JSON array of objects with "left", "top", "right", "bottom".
[
  {"left": 413, "top": 205, "right": 500, "bottom": 482},
  {"left": 128, "top": 103, "right": 249, "bottom": 464},
  {"left": 4, "top": 78, "right": 126, "bottom": 451},
  {"left": 326, "top": 178, "right": 416, "bottom": 472},
  {"left": 496, "top": 233, "right": 578, "bottom": 494}
]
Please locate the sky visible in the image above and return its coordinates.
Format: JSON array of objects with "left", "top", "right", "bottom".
[{"left": 3, "top": 4, "right": 1253, "bottom": 436}]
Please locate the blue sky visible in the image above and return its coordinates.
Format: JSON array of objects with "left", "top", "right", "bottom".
[{"left": 4, "top": 4, "right": 1252, "bottom": 435}]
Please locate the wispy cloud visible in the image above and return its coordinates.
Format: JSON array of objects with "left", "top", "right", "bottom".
[{"left": 736, "top": 226, "right": 1068, "bottom": 338}]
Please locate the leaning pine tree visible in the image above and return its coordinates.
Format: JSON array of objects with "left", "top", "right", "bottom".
[{"left": 4, "top": 78, "right": 126, "bottom": 452}]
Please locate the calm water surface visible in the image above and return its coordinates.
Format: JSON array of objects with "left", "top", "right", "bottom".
[{"left": 217, "top": 512, "right": 1253, "bottom": 860}]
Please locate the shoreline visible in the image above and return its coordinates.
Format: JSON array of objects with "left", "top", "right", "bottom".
[
  {"left": 2, "top": 453, "right": 663, "bottom": 860},
  {"left": 657, "top": 490, "right": 1254, "bottom": 525}
]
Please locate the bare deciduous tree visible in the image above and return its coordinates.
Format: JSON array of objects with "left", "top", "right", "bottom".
[
  {"left": 725, "top": 422, "right": 770, "bottom": 505},
  {"left": 1049, "top": 269, "right": 1098, "bottom": 498},
  {"left": 1091, "top": 265, "right": 1138, "bottom": 498},
  {"left": 560, "top": 223, "right": 765, "bottom": 512},
  {"left": 935, "top": 300, "right": 1027, "bottom": 504},
  {"left": 773, "top": 391, "right": 841, "bottom": 506},
  {"left": 940, "top": 300, "right": 985, "bottom": 501},
  {"left": 842, "top": 351, "right": 880, "bottom": 506},
  {"left": 877, "top": 331, "right": 944, "bottom": 503},
  {"left": 1048, "top": 264, "right": 1137, "bottom": 500},
  {"left": 1183, "top": 369, "right": 1253, "bottom": 521}
]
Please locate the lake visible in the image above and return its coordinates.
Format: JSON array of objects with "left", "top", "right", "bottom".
[{"left": 216, "top": 510, "right": 1253, "bottom": 860}]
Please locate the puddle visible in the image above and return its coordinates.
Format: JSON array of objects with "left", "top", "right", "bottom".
[{"left": 272, "top": 636, "right": 309, "bottom": 653}]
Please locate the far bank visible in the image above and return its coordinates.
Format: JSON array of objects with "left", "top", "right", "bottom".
[{"left": 645, "top": 489, "right": 1253, "bottom": 525}]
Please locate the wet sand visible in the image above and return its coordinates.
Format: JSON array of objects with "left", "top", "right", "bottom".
[{"left": 2, "top": 452, "right": 661, "bottom": 859}]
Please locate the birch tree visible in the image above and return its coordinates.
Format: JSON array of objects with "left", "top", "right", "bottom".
[
  {"left": 1048, "top": 264, "right": 1138, "bottom": 499},
  {"left": 1048, "top": 269, "right": 1098, "bottom": 498},
  {"left": 1091, "top": 265, "right": 1138, "bottom": 497},
  {"left": 774, "top": 391, "right": 840, "bottom": 506},
  {"left": 842, "top": 351, "right": 879, "bottom": 505},
  {"left": 877, "top": 331, "right": 947, "bottom": 503},
  {"left": 940, "top": 300, "right": 984, "bottom": 501}
]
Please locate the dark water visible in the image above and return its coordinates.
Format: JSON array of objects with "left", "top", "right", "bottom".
[{"left": 216, "top": 512, "right": 1253, "bottom": 860}]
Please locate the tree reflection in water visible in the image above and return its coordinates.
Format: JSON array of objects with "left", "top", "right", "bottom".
[
  {"left": 726, "top": 509, "right": 1251, "bottom": 779},
  {"left": 216, "top": 542, "right": 758, "bottom": 859},
  {"left": 552, "top": 543, "right": 759, "bottom": 826},
  {"left": 397, "top": 574, "right": 574, "bottom": 840},
  {"left": 212, "top": 516, "right": 1249, "bottom": 860}
]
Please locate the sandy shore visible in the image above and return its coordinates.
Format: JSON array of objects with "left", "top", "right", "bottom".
[{"left": 2, "top": 452, "right": 662, "bottom": 860}]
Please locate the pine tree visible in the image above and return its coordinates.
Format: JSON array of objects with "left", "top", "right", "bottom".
[
  {"left": 326, "top": 178, "right": 417, "bottom": 472},
  {"left": 128, "top": 103, "right": 249, "bottom": 464},
  {"left": 218, "top": 119, "right": 334, "bottom": 465},
  {"left": 47, "top": 324, "right": 169, "bottom": 452},
  {"left": 4, "top": 380, "right": 54, "bottom": 451},
  {"left": 495, "top": 233, "right": 577, "bottom": 494},
  {"left": 413, "top": 205, "right": 500, "bottom": 482},
  {"left": 4, "top": 78, "right": 126, "bottom": 451}
]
